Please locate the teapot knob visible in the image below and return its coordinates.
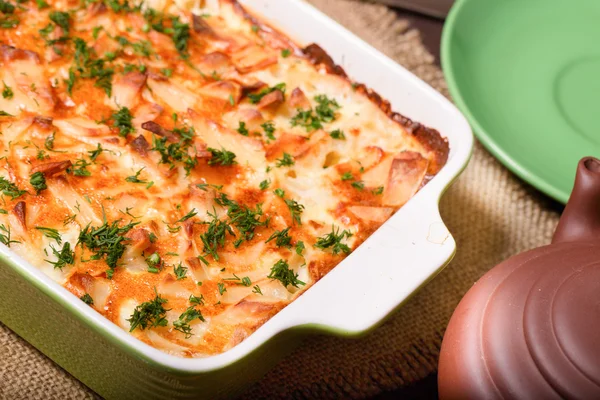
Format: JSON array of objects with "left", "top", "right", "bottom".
[{"left": 553, "top": 157, "right": 600, "bottom": 243}]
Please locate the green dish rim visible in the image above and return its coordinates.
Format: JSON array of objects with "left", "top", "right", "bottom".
[{"left": 441, "top": 0, "right": 569, "bottom": 204}]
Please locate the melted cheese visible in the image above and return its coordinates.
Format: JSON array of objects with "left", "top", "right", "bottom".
[{"left": 0, "top": 0, "right": 444, "bottom": 357}]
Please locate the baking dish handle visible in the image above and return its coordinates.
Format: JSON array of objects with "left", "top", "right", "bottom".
[{"left": 279, "top": 193, "right": 455, "bottom": 335}]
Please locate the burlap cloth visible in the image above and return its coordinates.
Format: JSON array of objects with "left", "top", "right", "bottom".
[{"left": 0, "top": 0, "right": 565, "bottom": 398}]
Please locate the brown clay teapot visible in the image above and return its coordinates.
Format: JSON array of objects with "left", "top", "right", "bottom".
[{"left": 438, "top": 157, "right": 600, "bottom": 399}]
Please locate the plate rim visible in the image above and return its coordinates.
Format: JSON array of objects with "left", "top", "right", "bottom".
[{"left": 441, "top": 0, "right": 570, "bottom": 204}]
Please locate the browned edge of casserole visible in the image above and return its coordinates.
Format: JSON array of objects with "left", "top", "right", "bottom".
[{"left": 231, "top": 0, "right": 450, "bottom": 183}]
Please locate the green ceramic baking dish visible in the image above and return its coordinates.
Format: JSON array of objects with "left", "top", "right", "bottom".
[{"left": 0, "top": 0, "right": 473, "bottom": 398}]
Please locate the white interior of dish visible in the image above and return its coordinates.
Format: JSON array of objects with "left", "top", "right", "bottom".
[{"left": 1, "top": 0, "right": 472, "bottom": 372}]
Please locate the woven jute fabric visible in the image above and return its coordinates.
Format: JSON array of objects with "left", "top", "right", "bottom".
[{"left": 0, "top": 0, "right": 564, "bottom": 398}]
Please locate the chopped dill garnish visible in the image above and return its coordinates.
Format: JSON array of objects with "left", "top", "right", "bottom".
[
  {"left": 143, "top": 10, "right": 190, "bottom": 58},
  {"left": 329, "top": 129, "right": 346, "bottom": 140},
  {"left": 92, "top": 26, "right": 102, "bottom": 39},
  {"left": 151, "top": 126, "right": 197, "bottom": 175},
  {"left": 145, "top": 252, "right": 162, "bottom": 273},
  {"left": 217, "top": 282, "right": 226, "bottom": 295},
  {"left": 314, "top": 94, "right": 341, "bottom": 123},
  {"left": 291, "top": 94, "right": 342, "bottom": 131},
  {"left": 125, "top": 168, "right": 152, "bottom": 188},
  {"left": 105, "top": 0, "right": 140, "bottom": 13},
  {"left": 177, "top": 208, "right": 197, "bottom": 223},
  {"left": 261, "top": 121, "right": 276, "bottom": 141},
  {"left": 195, "top": 183, "right": 223, "bottom": 191},
  {"left": 259, "top": 179, "right": 270, "bottom": 190},
  {"left": 46, "top": 242, "right": 74, "bottom": 269},
  {"left": 252, "top": 285, "right": 263, "bottom": 295},
  {"left": 351, "top": 181, "right": 365, "bottom": 191},
  {"left": 170, "top": 16, "right": 190, "bottom": 59},
  {"left": 78, "top": 220, "right": 139, "bottom": 271},
  {"left": 222, "top": 273, "right": 251, "bottom": 287},
  {"left": 173, "top": 262, "right": 187, "bottom": 280},
  {"left": 216, "top": 194, "right": 269, "bottom": 245},
  {"left": 237, "top": 121, "right": 249, "bottom": 136},
  {"left": 340, "top": 172, "right": 353, "bottom": 181},
  {"left": 69, "top": 158, "right": 92, "bottom": 177},
  {"left": 295, "top": 240, "right": 305, "bottom": 255},
  {"left": 2, "top": 81, "right": 13, "bottom": 99},
  {"left": 198, "top": 210, "right": 234, "bottom": 264},
  {"left": 0, "top": 224, "right": 19, "bottom": 247},
  {"left": 0, "top": 177, "right": 26, "bottom": 199},
  {"left": 276, "top": 153, "right": 294, "bottom": 168},
  {"left": 88, "top": 143, "right": 109, "bottom": 161},
  {"left": 207, "top": 147, "right": 237, "bottom": 166},
  {"left": 228, "top": 203, "right": 267, "bottom": 244},
  {"left": 44, "top": 132, "right": 57, "bottom": 151},
  {"left": 0, "top": 0, "right": 15, "bottom": 14},
  {"left": 30, "top": 171, "right": 47, "bottom": 194},
  {"left": 173, "top": 306, "right": 204, "bottom": 338},
  {"left": 111, "top": 107, "right": 135, "bottom": 137},
  {"left": 0, "top": 18, "right": 18, "bottom": 29},
  {"left": 49, "top": 11, "right": 70, "bottom": 34},
  {"left": 268, "top": 259, "right": 305, "bottom": 288},
  {"left": 285, "top": 198, "right": 304, "bottom": 225},
  {"left": 314, "top": 225, "right": 353, "bottom": 255},
  {"left": 127, "top": 289, "right": 170, "bottom": 332},
  {"left": 71, "top": 38, "right": 115, "bottom": 97},
  {"left": 114, "top": 36, "right": 153, "bottom": 57},
  {"left": 80, "top": 293, "right": 94, "bottom": 305},
  {"left": 189, "top": 294, "right": 204, "bottom": 306},
  {"left": 372, "top": 186, "right": 384, "bottom": 195},
  {"left": 35, "top": 226, "right": 61, "bottom": 244},
  {"left": 290, "top": 109, "right": 322, "bottom": 131},
  {"left": 265, "top": 227, "right": 292, "bottom": 248}
]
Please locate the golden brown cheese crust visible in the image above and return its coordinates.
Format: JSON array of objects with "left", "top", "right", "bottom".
[
  {"left": 233, "top": 2, "right": 449, "bottom": 177},
  {"left": 0, "top": 0, "right": 447, "bottom": 357}
]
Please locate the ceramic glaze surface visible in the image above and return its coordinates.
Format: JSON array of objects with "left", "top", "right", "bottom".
[
  {"left": 438, "top": 158, "right": 600, "bottom": 400},
  {"left": 439, "top": 242, "right": 600, "bottom": 399},
  {"left": 442, "top": 0, "right": 600, "bottom": 203}
]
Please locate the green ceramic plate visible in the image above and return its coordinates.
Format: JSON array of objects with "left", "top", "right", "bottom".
[{"left": 442, "top": 0, "right": 600, "bottom": 203}]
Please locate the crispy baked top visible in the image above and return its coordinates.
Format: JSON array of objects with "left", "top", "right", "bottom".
[{"left": 0, "top": 0, "right": 447, "bottom": 356}]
